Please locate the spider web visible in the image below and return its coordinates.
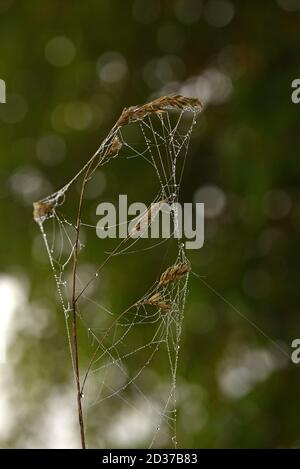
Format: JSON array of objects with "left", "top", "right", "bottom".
[{"left": 33, "top": 96, "right": 202, "bottom": 448}]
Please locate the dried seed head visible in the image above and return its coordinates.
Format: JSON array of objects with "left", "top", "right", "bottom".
[
  {"left": 129, "top": 199, "right": 166, "bottom": 238},
  {"left": 99, "top": 135, "right": 123, "bottom": 165},
  {"left": 144, "top": 292, "right": 170, "bottom": 312},
  {"left": 156, "top": 301, "right": 171, "bottom": 312},
  {"left": 147, "top": 292, "right": 163, "bottom": 304},
  {"left": 159, "top": 262, "right": 191, "bottom": 286},
  {"left": 116, "top": 95, "right": 202, "bottom": 128},
  {"left": 33, "top": 200, "right": 55, "bottom": 224},
  {"left": 107, "top": 136, "right": 122, "bottom": 157}
]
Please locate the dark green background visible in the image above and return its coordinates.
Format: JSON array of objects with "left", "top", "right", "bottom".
[{"left": 0, "top": 0, "right": 300, "bottom": 448}]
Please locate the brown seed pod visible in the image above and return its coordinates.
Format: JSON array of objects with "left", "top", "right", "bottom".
[
  {"left": 144, "top": 292, "right": 170, "bottom": 312},
  {"left": 33, "top": 200, "right": 55, "bottom": 223},
  {"left": 107, "top": 136, "right": 122, "bottom": 157},
  {"left": 99, "top": 135, "right": 123, "bottom": 165},
  {"left": 159, "top": 262, "right": 191, "bottom": 287}
]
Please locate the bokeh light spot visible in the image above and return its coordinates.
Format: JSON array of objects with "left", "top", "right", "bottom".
[
  {"left": 277, "top": 0, "right": 300, "bottom": 11},
  {"left": 64, "top": 101, "right": 93, "bottom": 131},
  {"left": 45, "top": 36, "right": 76, "bottom": 67},
  {"left": 97, "top": 52, "right": 128, "bottom": 84},
  {"left": 204, "top": 0, "right": 235, "bottom": 28},
  {"left": 194, "top": 185, "right": 226, "bottom": 219},
  {"left": 9, "top": 166, "right": 51, "bottom": 203}
]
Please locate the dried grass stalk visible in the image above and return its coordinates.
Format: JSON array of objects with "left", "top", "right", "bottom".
[
  {"left": 116, "top": 95, "right": 202, "bottom": 128},
  {"left": 159, "top": 262, "right": 191, "bottom": 286}
]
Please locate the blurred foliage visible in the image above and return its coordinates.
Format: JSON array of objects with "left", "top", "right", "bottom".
[{"left": 0, "top": 0, "right": 300, "bottom": 449}]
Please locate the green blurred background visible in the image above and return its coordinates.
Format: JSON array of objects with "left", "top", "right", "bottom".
[{"left": 0, "top": 0, "right": 300, "bottom": 449}]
